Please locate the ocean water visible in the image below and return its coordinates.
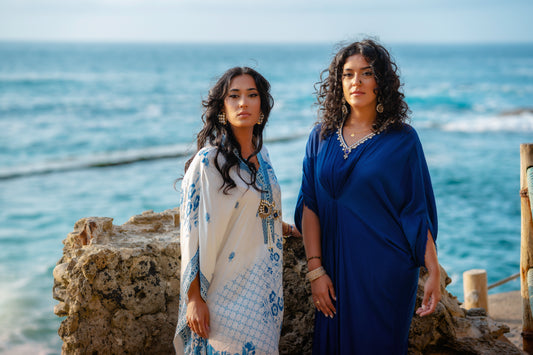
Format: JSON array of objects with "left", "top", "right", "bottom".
[{"left": 1, "top": 42, "right": 532, "bottom": 353}]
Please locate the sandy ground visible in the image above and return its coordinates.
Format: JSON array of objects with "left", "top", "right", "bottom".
[{"left": 488, "top": 290, "right": 524, "bottom": 351}]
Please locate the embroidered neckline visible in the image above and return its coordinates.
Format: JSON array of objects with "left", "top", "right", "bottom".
[
  {"left": 255, "top": 154, "right": 280, "bottom": 251},
  {"left": 336, "top": 122, "right": 379, "bottom": 159},
  {"left": 236, "top": 150, "right": 280, "bottom": 251}
]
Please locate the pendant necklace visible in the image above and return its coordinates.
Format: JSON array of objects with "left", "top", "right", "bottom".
[{"left": 337, "top": 122, "right": 379, "bottom": 159}]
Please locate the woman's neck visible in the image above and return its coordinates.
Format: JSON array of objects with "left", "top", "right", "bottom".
[
  {"left": 232, "top": 127, "right": 256, "bottom": 161},
  {"left": 345, "top": 107, "right": 376, "bottom": 131}
]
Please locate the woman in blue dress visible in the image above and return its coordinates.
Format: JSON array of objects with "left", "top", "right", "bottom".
[{"left": 295, "top": 39, "right": 441, "bottom": 354}]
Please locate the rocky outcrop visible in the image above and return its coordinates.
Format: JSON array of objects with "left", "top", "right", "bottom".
[
  {"left": 53, "top": 209, "right": 521, "bottom": 354},
  {"left": 409, "top": 268, "right": 522, "bottom": 354},
  {"left": 53, "top": 209, "right": 181, "bottom": 354}
]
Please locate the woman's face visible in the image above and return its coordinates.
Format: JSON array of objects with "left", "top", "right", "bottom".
[
  {"left": 342, "top": 54, "right": 378, "bottom": 111},
  {"left": 223, "top": 74, "right": 262, "bottom": 130}
]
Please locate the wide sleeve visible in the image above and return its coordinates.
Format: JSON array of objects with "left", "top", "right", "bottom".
[
  {"left": 294, "top": 125, "right": 321, "bottom": 232},
  {"left": 399, "top": 130, "right": 438, "bottom": 268},
  {"left": 175, "top": 148, "right": 235, "bottom": 353}
]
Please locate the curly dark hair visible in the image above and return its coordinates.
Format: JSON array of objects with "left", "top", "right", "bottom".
[
  {"left": 316, "top": 39, "right": 410, "bottom": 138},
  {"left": 184, "top": 67, "right": 274, "bottom": 194}
]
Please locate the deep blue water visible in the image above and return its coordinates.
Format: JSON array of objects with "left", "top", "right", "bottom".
[{"left": 1, "top": 42, "right": 532, "bottom": 353}]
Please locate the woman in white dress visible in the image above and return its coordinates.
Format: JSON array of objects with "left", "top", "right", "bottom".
[{"left": 174, "top": 67, "right": 299, "bottom": 355}]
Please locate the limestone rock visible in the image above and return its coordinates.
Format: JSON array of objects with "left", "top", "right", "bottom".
[
  {"left": 408, "top": 267, "right": 522, "bottom": 355},
  {"left": 53, "top": 209, "right": 521, "bottom": 354},
  {"left": 53, "top": 209, "right": 180, "bottom": 354}
]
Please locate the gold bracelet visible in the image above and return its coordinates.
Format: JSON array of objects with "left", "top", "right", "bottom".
[
  {"left": 306, "top": 266, "right": 326, "bottom": 282},
  {"left": 306, "top": 256, "right": 321, "bottom": 262}
]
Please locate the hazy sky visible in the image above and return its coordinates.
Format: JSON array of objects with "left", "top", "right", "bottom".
[{"left": 1, "top": 0, "right": 532, "bottom": 44}]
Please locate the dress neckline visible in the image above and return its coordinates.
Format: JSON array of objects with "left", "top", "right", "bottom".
[{"left": 336, "top": 121, "right": 379, "bottom": 159}]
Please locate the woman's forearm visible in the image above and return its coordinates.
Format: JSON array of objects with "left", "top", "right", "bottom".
[
  {"left": 302, "top": 205, "right": 322, "bottom": 271},
  {"left": 424, "top": 231, "right": 439, "bottom": 277},
  {"left": 187, "top": 273, "right": 202, "bottom": 301}
]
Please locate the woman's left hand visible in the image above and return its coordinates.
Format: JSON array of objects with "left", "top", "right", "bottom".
[
  {"left": 282, "top": 221, "right": 302, "bottom": 238},
  {"left": 289, "top": 224, "right": 302, "bottom": 238},
  {"left": 416, "top": 272, "right": 441, "bottom": 317}
]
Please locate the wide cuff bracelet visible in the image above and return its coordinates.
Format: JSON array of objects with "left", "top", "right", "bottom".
[{"left": 306, "top": 266, "right": 326, "bottom": 282}]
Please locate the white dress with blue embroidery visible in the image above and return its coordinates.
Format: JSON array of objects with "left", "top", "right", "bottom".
[{"left": 174, "top": 146, "right": 284, "bottom": 355}]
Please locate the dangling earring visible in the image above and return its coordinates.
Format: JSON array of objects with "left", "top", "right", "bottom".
[
  {"left": 257, "top": 112, "right": 264, "bottom": 125},
  {"left": 376, "top": 100, "right": 384, "bottom": 114},
  {"left": 218, "top": 111, "right": 227, "bottom": 124},
  {"left": 341, "top": 97, "right": 349, "bottom": 119}
]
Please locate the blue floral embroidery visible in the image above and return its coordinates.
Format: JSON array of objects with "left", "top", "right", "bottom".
[
  {"left": 234, "top": 201, "right": 239, "bottom": 209},
  {"left": 206, "top": 212, "right": 210, "bottom": 223},
  {"left": 243, "top": 342, "right": 256, "bottom": 355},
  {"left": 229, "top": 252, "right": 235, "bottom": 261},
  {"left": 271, "top": 303, "right": 279, "bottom": 316},
  {"left": 176, "top": 249, "right": 210, "bottom": 355},
  {"left": 182, "top": 172, "right": 201, "bottom": 233},
  {"left": 200, "top": 149, "right": 210, "bottom": 167},
  {"left": 269, "top": 291, "right": 276, "bottom": 303},
  {"left": 204, "top": 341, "right": 256, "bottom": 355}
]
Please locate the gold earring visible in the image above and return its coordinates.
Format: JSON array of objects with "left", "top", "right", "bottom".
[
  {"left": 376, "top": 103, "right": 384, "bottom": 113},
  {"left": 218, "top": 111, "right": 227, "bottom": 124},
  {"left": 341, "top": 98, "right": 348, "bottom": 118},
  {"left": 257, "top": 112, "right": 264, "bottom": 125}
]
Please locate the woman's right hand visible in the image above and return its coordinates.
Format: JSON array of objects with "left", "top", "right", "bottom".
[
  {"left": 311, "top": 273, "right": 336, "bottom": 318},
  {"left": 186, "top": 297, "right": 210, "bottom": 339}
]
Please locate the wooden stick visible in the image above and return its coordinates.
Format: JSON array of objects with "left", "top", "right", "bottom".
[{"left": 520, "top": 143, "right": 533, "bottom": 353}]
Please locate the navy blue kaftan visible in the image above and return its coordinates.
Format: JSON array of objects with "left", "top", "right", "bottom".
[{"left": 295, "top": 124, "right": 437, "bottom": 355}]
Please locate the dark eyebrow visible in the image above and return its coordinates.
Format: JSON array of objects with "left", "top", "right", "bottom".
[
  {"left": 229, "top": 87, "right": 258, "bottom": 92},
  {"left": 343, "top": 66, "right": 372, "bottom": 72}
]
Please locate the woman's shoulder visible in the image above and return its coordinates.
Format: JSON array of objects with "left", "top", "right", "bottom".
[
  {"left": 187, "top": 146, "right": 218, "bottom": 173},
  {"left": 259, "top": 144, "right": 272, "bottom": 161},
  {"left": 307, "top": 123, "right": 324, "bottom": 144},
  {"left": 384, "top": 123, "right": 421, "bottom": 144},
  {"left": 302, "top": 124, "right": 323, "bottom": 157},
  {"left": 310, "top": 123, "right": 322, "bottom": 138}
]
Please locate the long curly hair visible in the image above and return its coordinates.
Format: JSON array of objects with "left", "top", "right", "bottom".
[
  {"left": 184, "top": 67, "right": 274, "bottom": 194},
  {"left": 316, "top": 39, "right": 410, "bottom": 138}
]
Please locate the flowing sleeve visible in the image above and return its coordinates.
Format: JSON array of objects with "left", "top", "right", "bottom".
[
  {"left": 175, "top": 147, "right": 234, "bottom": 353},
  {"left": 399, "top": 129, "right": 438, "bottom": 268},
  {"left": 294, "top": 125, "right": 321, "bottom": 232}
]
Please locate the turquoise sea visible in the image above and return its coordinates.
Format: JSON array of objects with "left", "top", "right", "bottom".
[{"left": 1, "top": 42, "right": 532, "bottom": 353}]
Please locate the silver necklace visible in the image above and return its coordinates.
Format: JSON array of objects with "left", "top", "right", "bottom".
[{"left": 336, "top": 123, "right": 378, "bottom": 159}]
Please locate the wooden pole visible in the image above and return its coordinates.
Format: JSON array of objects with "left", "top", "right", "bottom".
[
  {"left": 463, "top": 269, "right": 488, "bottom": 311},
  {"left": 520, "top": 143, "right": 533, "bottom": 354}
]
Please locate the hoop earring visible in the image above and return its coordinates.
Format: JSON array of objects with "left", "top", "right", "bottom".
[
  {"left": 218, "top": 111, "right": 227, "bottom": 124},
  {"left": 341, "top": 97, "right": 349, "bottom": 119},
  {"left": 376, "top": 101, "right": 384, "bottom": 114},
  {"left": 257, "top": 112, "right": 264, "bottom": 125}
]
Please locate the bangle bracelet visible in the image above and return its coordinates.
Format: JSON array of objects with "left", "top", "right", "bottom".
[
  {"left": 306, "top": 266, "right": 326, "bottom": 282},
  {"left": 306, "top": 256, "right": 321, "bottom": 262}
]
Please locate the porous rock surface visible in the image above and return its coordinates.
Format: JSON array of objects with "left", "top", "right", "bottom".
[{"left": 53, "top": 209, "right": 522, "bottom": 354}]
